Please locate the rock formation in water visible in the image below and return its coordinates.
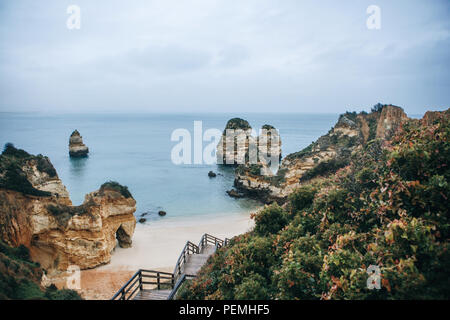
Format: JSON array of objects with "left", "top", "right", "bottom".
[
  {"left": 216, "top": 118, "right": 253, "bottom": 165},
  {"left": 69, "top": 130, "right": 89, "bottom": 157},
  {"left": 208, "top": 171, "right": 217, "bottom": 178},
  {"left": 0, "top": 144, "right": 136, "bottom": 275},
  {"left": 232, "top": 105, "right": 413, "bottom": 203},
  {"left": 216, "top": 118, "right": 282, "bottom": 168}
]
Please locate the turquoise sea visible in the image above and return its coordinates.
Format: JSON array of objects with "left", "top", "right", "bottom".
[{"left": 0, "top": 113, "right": 338, "bottom": 222}]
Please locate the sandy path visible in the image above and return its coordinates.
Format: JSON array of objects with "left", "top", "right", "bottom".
[{"left": 79, "top": 212, "right": 256, "bottom": 300}]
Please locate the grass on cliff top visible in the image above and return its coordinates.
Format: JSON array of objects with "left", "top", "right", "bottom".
[
  {"left": 100, "top": 181, "right": 133, "bottom": 198},
  {"left": 285, "top": 142, "right": 315, "bottom": 160},
  {"left": 47, "top": 201, "right": 95, "bottom": 228},
  {"left": 0, "top": 241, "right": 82, "bottom": 300}
]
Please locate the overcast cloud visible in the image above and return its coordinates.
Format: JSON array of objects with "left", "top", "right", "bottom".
[{"left": 0, "top": 0, "right": 449, "bottom": 114}]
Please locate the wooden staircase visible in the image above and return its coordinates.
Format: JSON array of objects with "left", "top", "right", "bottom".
[{"left": 112, "top": 234, "right": 229, "bottom": 300}]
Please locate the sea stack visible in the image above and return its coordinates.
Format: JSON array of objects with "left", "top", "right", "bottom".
[
  {"left": 216, "top": 118, "right": 253, "bottom": 165},
  {"left": 69, "top": 130, "right": 89, "bottom": 157}
]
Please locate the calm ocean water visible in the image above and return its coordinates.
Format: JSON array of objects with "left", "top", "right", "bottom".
[{"left": 0, "top": 113, "right": 338, "bottom": 222}]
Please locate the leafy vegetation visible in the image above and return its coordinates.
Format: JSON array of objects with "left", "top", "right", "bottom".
[
  {"left": 285, "top": 142, "right": 315, "bottom": 160},
  {"left": 371, "top": 103, "right": 385, "bottom": 113},
  {"left": 180, "top": 114, "right": 450, "bottom": 300},
  {"left": 0, "top": 143, "right": 53, "bottom": 197},
  {"left": 2, "top": 143, "right": 31, "bottom": 158},
  {"left": 299, "top": 158, "right": 349, "bottom": 182},
  {"left": 224, "top": 118, "right": 252, "bottom": 133},
  {"left": 0, "top": 241, "right": 82, "bottom": 300},
  {"left": 264, "top": 168, "right": 288, "bottom": 187},
  {"left": 47, "top": 201, "right": 94, "bottom": 228},
  {"left": 100, "top": 181, "right": 133, "bottom": 198},
  {"left": 343, "top": 111, "right": 358, "bottom": 122}
]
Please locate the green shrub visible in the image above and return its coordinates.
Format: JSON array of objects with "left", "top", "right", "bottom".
[
  {"left": 36, "top": 156, "right": 57, "bottom": 177},
  {"left": 254, "top": 204, "right": 288, "bottom": 236},
  {"left": 285, "top": 142, "right": 315, "bottom": 160},
  {"left": 0, "top": 162, "right": 51, "bottom": 197},
  {"left": 248, "top": 164, "right": 262, "bottom": 176},
  {"left": 300, "top": 158, "right": 349, "bottom": 182},
  {"left": 224, "top": 118, "right": 251, "bottom": 132},
  {"left": 288, "top": 186, "right": 317, "bottom": 213},
  {"left": 100, "top": 181, "right": 133, "bottom": 198},
  {"left": 47, "top": 202, "right": 93, "bottom": 228},
  {"left": 234, "top": 273, "right": 271, "bottom": 300},
  {"left": 0, "top": 241, "right": 82, "bottom": 300},
  {"left": 0, "top": 144, "right": 53, "bottom": 197},
  {"left": 2, "top": 143, "right": 30, "bottom": 158},
  {"left": 44, "top": 285, "right": 82, "bottom": 300}
]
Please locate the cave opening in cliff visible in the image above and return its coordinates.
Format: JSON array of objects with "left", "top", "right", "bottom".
[{"left": 115, "top": 225, "right": 132, "bottom": 249}]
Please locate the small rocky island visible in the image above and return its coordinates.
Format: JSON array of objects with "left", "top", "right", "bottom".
[
  {"left": 216, "top": 118, "right": 282, "bottom": 198},
  {"left": 69, "top": 130, "right": 89, "bottom": 157}
]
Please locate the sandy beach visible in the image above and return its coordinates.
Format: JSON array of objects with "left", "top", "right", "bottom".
[{"left": 79, "top": 211, "right": 257, "bottom": 299}]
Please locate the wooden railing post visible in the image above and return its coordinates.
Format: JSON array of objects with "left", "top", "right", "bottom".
[
  {"left": 157, "top": 272, "right": 161, "bottom": 290},
  {"left": 139, "top": 271, "right": 143, "bottom": 291}
]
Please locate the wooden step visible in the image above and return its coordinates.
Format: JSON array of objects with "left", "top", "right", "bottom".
[
  {"left": 183, "top": 254, "right": 211, "bottom": 275},
  {"left": 201, "top": 244, "right": 216, "bottom": 255},
  {"left": 133, "top": 289, "right": 172, "bottom": 301}
]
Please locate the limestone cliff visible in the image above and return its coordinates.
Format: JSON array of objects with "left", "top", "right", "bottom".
[
  {"left": 0, "top": 145, "right": 136, "bottom": 274},
  {"left": 69, "top": 130, "right": 89, "bottom": 157},
  {"left": 233, "top": 105, "right": 410, "bottom": 203}
]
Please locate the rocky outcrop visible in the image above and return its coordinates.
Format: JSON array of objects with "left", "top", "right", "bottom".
[
  {"left": 421, "top": 109, "right": 450, "bottom": 126},
  {"left": 0, "top": 145, "right": 136, "bottom": 274},
  {"left": 233, "top": 105, "right": 410, "bottom": 203},
  {"left": 217, "top": 118, "right": 253, "bottom": 165},
  {"left": 216, "top": 118, "right": 282, "bottom": 170},
  {"left": 69, "top": 130, "right": 89, "bottom": 158},
  {"left": 375, "top": 105, "right": 408, "bottom": 140}
]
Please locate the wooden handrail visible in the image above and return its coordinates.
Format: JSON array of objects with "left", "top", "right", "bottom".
[
  {"left": 111, "top": 269, "right": 175, "bottom": 300},
  {"left": 167, "top": 274, "right": 196, "bottom": 300},
  {"left": 112, "top": 233, "right": 231, "bottom": 300},
  {"left": 111, "top": 270, "right": 141, "bottom": 300},
  {"left": 198, "top": 233, "right": 225, "bottom": 252},
  {"left": 173, "top": 241, "right": 199, "bottom": 280}
]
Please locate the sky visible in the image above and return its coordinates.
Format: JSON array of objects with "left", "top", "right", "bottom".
[{"left": 0, "top": 0, "right": 449, "bottom": 114}]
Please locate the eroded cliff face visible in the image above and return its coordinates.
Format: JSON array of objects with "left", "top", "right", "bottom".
[
  {"left": 233, "top": 105, "right": 410, "bottom": 203},
  {"left": 0, "top": 146, "right": 135, "bottom": 274}
]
